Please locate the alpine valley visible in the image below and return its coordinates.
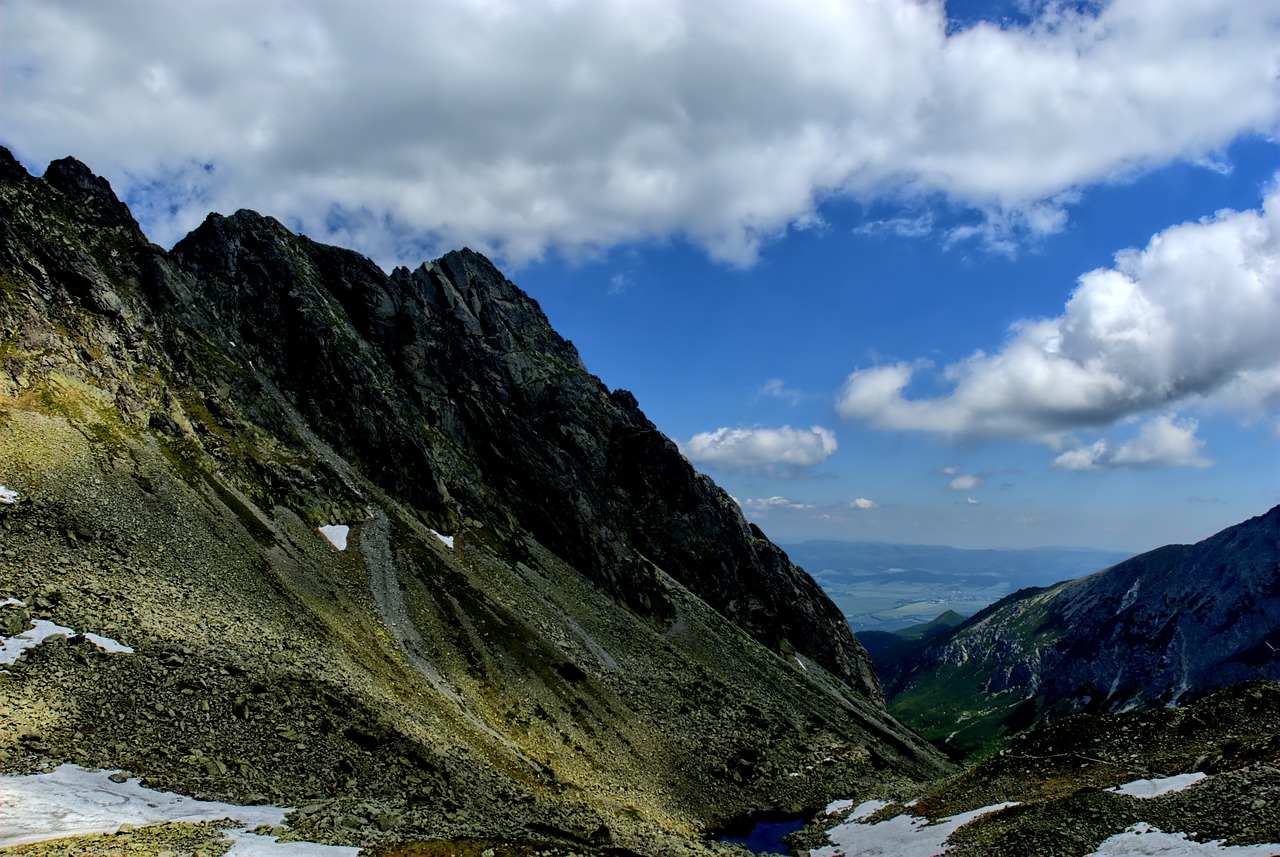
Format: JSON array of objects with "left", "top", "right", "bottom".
[{"left": 1, "top": 152, "right": 1277, "bottom": 857}]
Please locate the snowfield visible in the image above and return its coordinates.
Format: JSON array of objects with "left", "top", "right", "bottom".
[{"left": 0, "top": 765, "right": 360, "bottom": 855}]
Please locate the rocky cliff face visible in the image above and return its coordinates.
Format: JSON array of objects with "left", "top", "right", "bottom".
[
  {"left": 879, "top": 506, "right": 1280, "bottom": 760},
  {"left": 169, "top": 209, "right": 878, "bottom": 700},
  {"left": 0, "top": 149, "right": 944, "bottom": 852}
]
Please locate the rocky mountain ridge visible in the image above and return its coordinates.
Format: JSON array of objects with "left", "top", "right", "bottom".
[
  {"left": 878, "top": 506, "right": 1280, "bottom": 760},
  {"left": 0, "top": 148, "right": 947, "bottom": 853}
]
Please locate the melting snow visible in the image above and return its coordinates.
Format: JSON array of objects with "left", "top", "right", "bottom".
[
  {"left": 812, "top": 777, "right": 1269, "bottom": 857},
  {"left": 825, "top": 799, "right": 857, "bottom": 816},
  {"left": 1085, "top": 823, "right": 1280, "bottom": 856},
  {"left": 1110, "top": 772, "right": 1208, "bottom": 798},
  {"left": 0, "top": 485, "right": 18, "bottom": 504},
  {"left": 1, "top": 611, "right": 134, "bottom": 666},
  {"left": 0, "top": 765, "right": 360, "bottom": 855},
  {"left": 431, "top": 529, "right": 455, "bottom": 549},
  {"left": 824, "top": 799, "right": 890, "bottom": 820},
  {"left": 812, "top": 801, "right": 1019, "bottom": 856},
  {"left": 81, "top": 632, "right": 134, "bottom": 654},
  {"left": 318, "top": 524, "right": 349, "bottom": 551}
]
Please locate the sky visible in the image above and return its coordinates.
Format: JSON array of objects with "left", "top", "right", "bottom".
[{"left": 3, "top": 0, "right": 1277, "bottom": 553}]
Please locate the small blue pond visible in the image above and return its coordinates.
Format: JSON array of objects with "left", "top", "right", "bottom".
[{"left": 717, "top": 817, "right": 805, "bottom": 854}]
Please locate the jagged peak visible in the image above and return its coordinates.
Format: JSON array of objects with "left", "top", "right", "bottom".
[
  {"left": 43, "top": 155, "right": 141, "bottom": 233},
  {"left": 0, "top": 146, "right": 32, "bottom": 183},
  {"left": 178, "top": 209, "right": 295, "bottom": 249}
]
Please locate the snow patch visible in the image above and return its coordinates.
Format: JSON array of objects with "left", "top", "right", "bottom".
[
  {"left": 825, "top": 798, "right": 857, "bottom": 816},
  {"left": 0, "top": 765, "right": 359, "bottom": 855},
  {"left": 318, "top": 524, "right": 349, "bottom": 551},
  {"left": 81, "top": 632, "right": 134, "bottom": 654},
  {"left": 1085, "top": 822, "right": 1280, "bottom": 856},
  {"left": 1, "top": 618, "right": 133, "bottom": 666},
  {"left": 826, "top": 799, "right": 890, "bottom": 821},
  {"left": 0, "top": 485, "right": 18, "bottom": 504},
  {"left": 813, "top": 800, "right": 1019, "bottom": 856},
  {"left": 1119, "top": 577, "right": 1142, "bottom": 612},
  {"left": 431, "top": 529, "right": 455, "bottom": 549},
  {"left": 1109, "top": 772, "right": 1208, "bottom": 799},
  {"left": 1108, "top": 665, "right": 1126, "bottom": 700}
]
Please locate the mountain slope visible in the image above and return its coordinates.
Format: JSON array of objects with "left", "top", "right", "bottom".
[
  {"left": 879, "top": 507, "right": 1280, "bottom": 760},
  {"left": 0, "top": 149, "right": 949, "bottom": 852},
  {"left": 801, "top": 680, "right": 1280, "bottom": 857}
]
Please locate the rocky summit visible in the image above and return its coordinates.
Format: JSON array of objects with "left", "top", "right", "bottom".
[{"left": 0, "top": 149, "right": 949, "bottom": 854}]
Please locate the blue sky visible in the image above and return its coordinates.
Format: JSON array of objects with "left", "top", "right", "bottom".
[{"left": 4, "top": 0, "right": 1277, "bottom": 552}]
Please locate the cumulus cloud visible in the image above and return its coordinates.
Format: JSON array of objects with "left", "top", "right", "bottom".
[
  {"left": 850, "top": 498, "right": 878, "bottom": 510},
  {"left": 837, "top": 185, "right": 1280, "bottom": 447},
  {"left": 4, "top": 0, "right": 1276, "bottom": 267},
  {"left": 1052, "top": 414, "right": 1211, "bottom": 471},
  {"left": 948, "top": 474, "right": 984, "bottom": 491},
  {"left": 681, "top": 425, "right": 837, "bottom": 470}
]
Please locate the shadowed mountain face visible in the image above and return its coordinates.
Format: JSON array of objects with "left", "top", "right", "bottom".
[
  {"left": 0, "top": 149, "right": 948, "bottom": 851},
  {"left": 169, "top": 211, "right": 879, "bottom": 700},
  {"left": 878, "top": 506, "right": 1280, "bottom": 760}
]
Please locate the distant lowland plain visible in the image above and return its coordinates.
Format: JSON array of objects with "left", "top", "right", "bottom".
[{"left": 782, "top": 540, "right": 1130, "bottom": 632}]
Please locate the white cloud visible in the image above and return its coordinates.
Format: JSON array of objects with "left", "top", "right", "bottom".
[
  {"left": 743, "top": 496, "right": 815, "bottom": 512},
  {"left": 1051, "top": 441, "right": 1110, "bottom": 472},
  {"left": 948, "top": 474, "right": 983, "bottom": 491},
  {"left": 3, "top": 0, "right": 1276, "bottom": 267},
  {"left": 1054, "top": 414, "right": 1211, "bottom": 471},
  {"left": 681, "top": 425, "right": 837, "bottom": 470},
  {"left": 965, "top": 497, "right": 980, "bottom": 505},
  {"left": 1113, "top": 416, "right": 1211, "bottom": 468},
  {"left": 837, "top": 185, "right": 1280, "bottom": 445},
  {"left": 850, "top": 498, "right": 878, "bottom": 509}
]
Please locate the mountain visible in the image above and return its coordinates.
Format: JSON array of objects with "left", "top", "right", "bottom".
[
  {"left": 0, "top": 149, "right": 949, "bottom": 851},
  {"left": 877, "top": 507, "right": 1280, "bottom": 761},
  {"left": 781, "top": 541, "right": 1130, "bottom": 632}
]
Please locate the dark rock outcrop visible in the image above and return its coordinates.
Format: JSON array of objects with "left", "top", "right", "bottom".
[{"left": 166, "top": 203, "right": 879, "bottom": 700}]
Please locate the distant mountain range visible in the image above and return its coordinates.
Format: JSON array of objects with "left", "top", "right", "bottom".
[
  {"left": 870, "top": 506, "right": 1280, "bottom": 761},
  {"left": 781, "top": 540, "right": 1131, "bottom": 631}
]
